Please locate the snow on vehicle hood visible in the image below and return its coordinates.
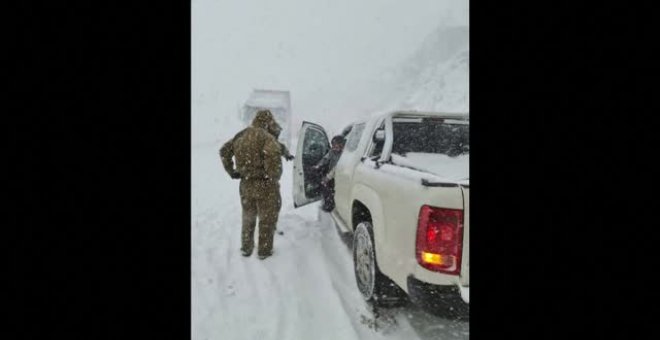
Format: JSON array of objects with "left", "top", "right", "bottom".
[{"left": 390, "top": 152, "right": 469, "bottom": 183}]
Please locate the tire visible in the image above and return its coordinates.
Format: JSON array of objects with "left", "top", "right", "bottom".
[{"left": 353, "top": 221, "right": 405, "bottom": 307}]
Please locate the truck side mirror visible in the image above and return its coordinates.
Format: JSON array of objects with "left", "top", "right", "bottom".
[{"left": 373, "top": 129, "right": 385, "bottom": 143}]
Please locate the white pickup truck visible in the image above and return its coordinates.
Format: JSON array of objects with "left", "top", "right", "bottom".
[{"left": 292, "top": 111, "right": 469, "bottom": 316}]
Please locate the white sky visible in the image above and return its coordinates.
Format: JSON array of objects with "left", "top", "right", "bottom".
[{"left": 192, "top": 0, "right": 468, "bottom": 138}]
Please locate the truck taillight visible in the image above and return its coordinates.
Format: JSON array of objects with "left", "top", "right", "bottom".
[{"left": 416, "top": 205, "right": 463, "bottom": 275}]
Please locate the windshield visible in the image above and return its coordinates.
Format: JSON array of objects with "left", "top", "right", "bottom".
[{"left": 392, "top": 118, "right": 469, "bottom": 157}]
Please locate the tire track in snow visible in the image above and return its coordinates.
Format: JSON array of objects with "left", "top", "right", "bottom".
[
  {"left": 279, "top": 211, "right": 366, "bottom": 340},
  {"left": 260, "top": 259, "right": 288, "bottom": 340},
  {"left": 316, "top": 212, "right": 418, "bottom": 339},
  {"left": 192, "top": 209, "right": 227, "bottom": 333}
]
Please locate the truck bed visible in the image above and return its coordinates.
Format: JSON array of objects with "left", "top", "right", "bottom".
[{"left": 390, "top": 152, "right": 469, "bottom": 184}]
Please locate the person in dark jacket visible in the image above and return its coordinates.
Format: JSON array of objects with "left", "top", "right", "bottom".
[
  {"left": 313, "top": 135, "right": 345, "bottom": 212},
  {"left": 219, "top": 110, "right": 282, "bottom": 259}
]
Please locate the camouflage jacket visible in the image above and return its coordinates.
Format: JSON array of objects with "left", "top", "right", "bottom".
[{"left": 220, "top": 111, "right": 282, "bottom": 181}]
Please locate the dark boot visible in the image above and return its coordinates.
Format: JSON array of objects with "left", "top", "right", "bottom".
[
  {"left": 321, "top": 201, "right": 333, "bottom": 212},
  {"left": 258, "top": 250, "right": 273, "bottom": 260},
  {"left": 321, "top": 195, "right": 335, "bottom": 211}
]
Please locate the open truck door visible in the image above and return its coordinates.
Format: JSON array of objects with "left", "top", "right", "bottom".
[{"left": 293, "top": 122, "right": 330, "bottom": 208}]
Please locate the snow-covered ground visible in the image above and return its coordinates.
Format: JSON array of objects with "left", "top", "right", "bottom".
[
  {"left": 192, "top": 135, "right": 469, "bottom": 340},
  {"left": 192, "top": 1, "right": 469, "bottom": 339}
]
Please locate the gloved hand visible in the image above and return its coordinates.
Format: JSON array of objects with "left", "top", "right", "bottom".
[
  {"left": 230, "top": 171, "right": 241, "bottom": 179},
  {"left": 285, "top": 155, "right": 295, "bottom": 161}
]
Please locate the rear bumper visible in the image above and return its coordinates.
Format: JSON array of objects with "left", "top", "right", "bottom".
[
  {"left": 459, "top": 285, "right": 469, "bottom": 303},
  {"left": 407, "top": 275, "right": 469, "bottom": 316}
]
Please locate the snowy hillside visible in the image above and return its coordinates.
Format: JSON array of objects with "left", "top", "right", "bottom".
[{"left": 381, "top": 25, "right": 469, "bottom": 114}]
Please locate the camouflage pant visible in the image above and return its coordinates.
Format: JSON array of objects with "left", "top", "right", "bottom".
[{"left": 239, "top": 178, "right": 282, "bottom": 256}]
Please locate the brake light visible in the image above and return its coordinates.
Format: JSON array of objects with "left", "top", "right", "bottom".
[{"left": 416, "top": 205, "right": 463, "bottom": 275}]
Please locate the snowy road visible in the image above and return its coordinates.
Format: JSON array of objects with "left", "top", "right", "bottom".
[{"left": 192, "top": 141, "right": 468, "bottom": 340}]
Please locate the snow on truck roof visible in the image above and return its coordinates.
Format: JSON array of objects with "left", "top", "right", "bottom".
[
  {"left": 351, "top": 111, "right": 469, "bottom": 126},
  {"left": 390, "top": 111, "right": 469, "bottom": 120}
]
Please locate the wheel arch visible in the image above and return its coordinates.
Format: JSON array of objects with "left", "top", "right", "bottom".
[{"left": 351, "top": 184, "right": 388, "bottom": 273}]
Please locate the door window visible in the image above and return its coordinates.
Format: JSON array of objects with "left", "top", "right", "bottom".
[{"left": 302, "top": 128, "right": 329, "bottom": 198}]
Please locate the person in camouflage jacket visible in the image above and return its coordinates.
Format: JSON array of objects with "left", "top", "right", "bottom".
[{"left": 219, "top": 110, "right": 283, "bottom": 259}]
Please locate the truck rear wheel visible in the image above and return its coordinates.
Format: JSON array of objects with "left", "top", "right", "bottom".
[{"left": 353, "top": 222, "right": 405, "bottom": 307}]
